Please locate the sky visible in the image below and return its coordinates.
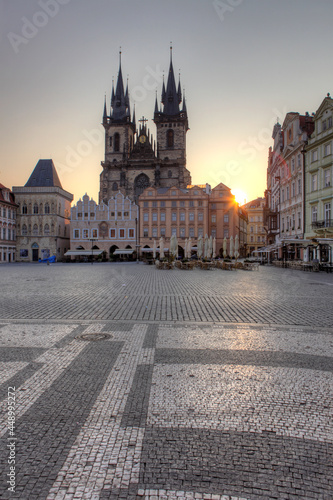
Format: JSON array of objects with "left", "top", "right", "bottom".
[{"left": 1, "top": 0, "right": 333, "bottom": 205}]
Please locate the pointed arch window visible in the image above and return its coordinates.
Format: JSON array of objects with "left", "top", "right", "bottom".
[
  {"left": 32, "top": 224, "right": 38, "bottom": 235},
  {"left": 22, "top": 224, "right": 27, "bottom": 236},
  {"left": 167, "top": 129, "right": 174, "bottom": 148},
  {"left": 44, "top": 224, "right": 50, "bottom": 235},
  {"left": 33, "top": 203, "right": 39, "bottom": 214},
  {"left": 22, "top": 203, "right": 27, "bottom": 215},
  {"left": 114, "top": 133, "right": 120, "bottom": 152},
  {"left": 45, "top": 203, "right": 50, "bottom": 214}
]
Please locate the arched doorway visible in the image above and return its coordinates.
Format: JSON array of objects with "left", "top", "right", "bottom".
[
  {"left": 109, "top": 245, "right": 119, "bottom": 261},
  {"left": 31, "top": 242, "right": 39, "bottom": 262},
  {"left": 178, "top": 245, "right": 184, "bottom": 260},
  {"left": 134, "top": 173, "right": 150, "bottom": 198}
]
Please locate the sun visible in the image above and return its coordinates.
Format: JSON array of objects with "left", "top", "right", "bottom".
[{"left": 231, "top": 189, "right": 248, "bottom": 205}]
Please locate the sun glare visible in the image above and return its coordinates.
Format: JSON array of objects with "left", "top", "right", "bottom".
[{"left": 231, "top": 189, "right": 247, "bottom": 206}]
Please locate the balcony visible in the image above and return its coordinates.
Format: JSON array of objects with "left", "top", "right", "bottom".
[{"left": 312, "top": 219, "right": 333, "bottom": 229}]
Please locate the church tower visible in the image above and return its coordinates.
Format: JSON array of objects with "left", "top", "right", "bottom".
[
  {"left": 100, "top": 51, "right": 136, "bottom": 203},
  {"left": 154, "top": 47, "right": 189, "bottom": 169}
]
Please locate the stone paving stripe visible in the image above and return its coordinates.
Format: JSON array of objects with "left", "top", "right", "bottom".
[
  {"left": 143, "top": 323, "right": 159, "bottom": 349},
  {"left": 52, "top": 323, "right": 86, "bottom": 348},
  {"left": 121, "top": 364, "right": 154, "bottom": 428},
  {"left": 0, "top": 361, "right": 42, "bottom": 402},
  {"left": 139, "top": 427, "right": 333, "bottom": 499},
  {"left": 0, "top": 346, "right": 46, "bottom": 362},
  {"left": 155, "top": 348, "right": 333, "bottom": 372},
  {"left": 0, "top": 339, "right": 123, "bottom": 500}
]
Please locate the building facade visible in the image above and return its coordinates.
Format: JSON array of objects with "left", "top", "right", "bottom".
[
  {"left": 243, "top": 197, "right": 266, "bottom": 256},
  {"left": 304, "top": 95, "right": 333, "bottom": 261},
  {"left": 99, "top": 50, "right": 191, "bottom": 204},
  {"left": 138, "top": 185, "right": 210, "bottom": 257},
  {"left": 13, "top": 160, "right": 73, "bottom": 262},
  {"left": 69, "top": 192, "right": 138, "bottom": 259},
  {"left": 209, "top": 183, "right": 247, "bottom": 257},
  {"left": 0, "top": 184, "right": 17, "bottom": 263}
]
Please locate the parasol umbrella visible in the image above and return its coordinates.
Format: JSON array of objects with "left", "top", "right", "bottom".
[
  {"left": 184, "top": 238, "right": 188, "bottom": 259},
  {"left": 234, "top": 235, "right": 239, "bottom": 261},
  {"left": 153, "top": 239, "right": 157, "bottom": 259},
  {"left": 229, "top": 235, "right": 234, "bottom": 258},
  {"left": 159, "top": 237, "right": 164, "bottom": 259},
  {"left": 223, "top": 237, "right": 227, "bottom": 258},
  {"left": 212, "top": 237, "right": 216, "bottom": 259},
  {"left": 197, "top": 236, "right": 203, "bottom": 259},
  {"left": 204, "top": 234, "right": 209, "bottom": 259},
  {"left": 208, "top": 235, "right": 213, "bottom": 260},
  {"left": 187, "top": 237, "right": 192, "bottom": 260}
]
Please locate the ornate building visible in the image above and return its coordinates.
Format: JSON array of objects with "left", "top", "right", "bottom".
[
  {"left": 13, "top": 159, "right": 73, "bottom": 262},
  {"left": 99, "top": 49, "right": 191, "bottom": 204},
  {"left": 0, "top": 184, "right": 17, "bottom": 263}
]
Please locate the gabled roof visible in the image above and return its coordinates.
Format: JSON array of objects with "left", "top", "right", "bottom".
[
  {"left": 0, "top": 184, "right": 17, "bottom": 206},
  {"left": 25, "top": 159, "right": 63, "bottom": 188},
  {"left": 314, "top": 95, "right": 333, "bottom": 120}
]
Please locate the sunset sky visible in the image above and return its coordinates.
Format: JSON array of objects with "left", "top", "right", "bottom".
[{"left": 1, "top": 0, "right": 333, "bottom": 204}]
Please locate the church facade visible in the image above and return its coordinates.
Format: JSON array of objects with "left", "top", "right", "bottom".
[{"left": 99, "top": 50, "right": 191, "bottom": 204}]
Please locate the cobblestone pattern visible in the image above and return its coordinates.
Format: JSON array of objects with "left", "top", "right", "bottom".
[
  {"left": 0, "top": 361, "right": 42, "bottom": 401},
  {"left": 0, "top": 263, "right": 333, "bottom": 326}
]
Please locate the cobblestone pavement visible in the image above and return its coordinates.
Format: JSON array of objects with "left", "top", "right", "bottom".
[{"left": 0, "top": 263, "right": 332, "bottom": 499}]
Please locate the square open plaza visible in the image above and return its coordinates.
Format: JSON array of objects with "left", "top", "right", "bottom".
[{"left": 0, "top": 261, "right": 332, "bottom": 500}]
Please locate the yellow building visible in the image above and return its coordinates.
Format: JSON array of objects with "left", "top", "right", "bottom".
[{"left": 243, "top": 197, "right": 266, "bottom": 256}]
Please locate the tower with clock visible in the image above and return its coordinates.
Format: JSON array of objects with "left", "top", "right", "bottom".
[{"left": 99, "top": 48, "right": 191, "bottom": 203}]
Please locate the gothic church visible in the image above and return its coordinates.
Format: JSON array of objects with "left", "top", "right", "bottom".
[{"left": 99, "top": 49, "right": 191, "bottom": 203}]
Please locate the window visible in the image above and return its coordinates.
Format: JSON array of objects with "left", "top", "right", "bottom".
[
  {"left": 143, "top": 201, "right": 148, "bottom": 208},
  {"left": 189, "top": 212, "right": 194, "bottom": 221},
  {"left": 90, "top": 212, "right": 95, "bottom": 218},
  {"left": 286, "top": 186, "right": 289, "bottom": 199},
  {"left": 180, "top": 212, "right": 185, "bottom": 222},
  {"left": 324, "top": 143, "right": 331, "bottom": 156},
  {"left": 152, "top": 201, "right": 157, "bottom": 207},
  {"left": 44, "top": 224, "right": 50, "bottom": 235},
  {"left": 20, "top": 249, "right": 28, "bottom": 258},
  {"left": 194, "top": 190, "right": 198, "bottom": 196},
  {"left": 324, "top": 203, "right": 331, "bottom": 224},
  {"left": 328, "top": 116, "right": 333, "bottom": 128},
  {"left": 312, "top": 206, "right": 317, "bottom": 222},
  {"left": 152, "top": 227, "right": 158, "bottom": 237},
  {"left": 32, "top": 224, "right": 38, "bottom": 235},
  {"left": 323, "top": 119, "right": 327, "bottom": 131},
  {"left": 92, "top": 229, "right": 98, "bottom": 238},
  {"left": 110, "top": 228, "right": 116, "bottom": 238},
  {"left": 223, "top": 228, "right": 229, "bottom": 238},
  {"left": 311, "top": 150, "right": 318, "bottom": 162},
  {"left": 129, "top": 229, "right": 134, "bottom": 238},
  {"left": 298, "top": 178, "right": 302, "bottom": 194},
  {"left": 297, "top": 154, "right": 301, "bottom": 167},
  {"left": 189, "top": 200, "right": 194, "bottom": 207},
  {"left": 152, "top": 212, "right": 158, "bottom": 222},
  {"left": 44, "top": 203, "right": 50, "bottom": 214},
  {"left": 324, "top": 169, "right": 331, "bottom": 187},
  {"left": 180, "top": 200, "right": 185, "bottom": 207},
  {"left": 297, "top": 212, "right": 301, "bottom": 229},
  {"left": 171, "top": 200, "right": 177, "bottom": 207},
  {"left": 198, "top": 228, "right": 204, "bottom": 237},
  {"left": 22, "top": 204, "right": 27, "bottom": 214},
  {"left": 168, "top": 170, "right": 172, "bottom": 178},
  {"left": 286, "top": 217, "right": 290, "bottom": 231},
  {"left": 171, "top": 227, "right": 177, "bottom": 236},
  {"left": 143, "top": 213, "right": 149, "bottom": 222},
  {"left": 124, "top": 211, "right": 129, "bottom": 217},
  {"left": 171, "top": 212, "right": 177, "bottom": 222},
  {"left": 189, "top": 227, "right": 194, "bottom": 237},
  {"left": 119, "top": 229, "right": 125, "bottom": 238},
  {"left": 83, "top": 229, "right": 89, "bottom": 238},
  {"left": 160, "top": 201, "right": 165, "bottom": 207},
  {"left": 143, "top": 228, "right": 148, "bottom": 237},
  {"left": 198, "top": 201, "right": 203, "bottom": 207},
  {"left": 291, "top": 158, "right": 295, "bottom": 172},
  {"left": 160, "top": 212, "right": 166, "bottom": 222},
  {"left": 160, "top": 227, "right": 166, "bottom": 237},
  {"left": 211, "top": 214, "right": 216, "bottom": 223},
  {"left": 282, "top": 218, "right": 285, "bottom": 232},
  {"left": 311, "top": 174, "right": 317, "bottom": 191},
  {"left": 224, "top": 214, "right": 229, "bottom": 223},
  {"left": 22, "top": 224, "right": 27, "bottom": 236},
  {"left": 292, "top": 182, "right": 295, "bottom": 197},
  {"left": 74, "top": 229, "right": 79, "bottom": 238},
  {"left": 109, "top": 136, "right": 112, "bottom": 147},
  {"left": 292, "top": 214, "right": 295, "bottom": 230},
  {"left": 2, "top": 207, "right": 6, "bottom": 217},
  {"left": 211, "top": 203, "right": 216, "bottom": 209},
  {"left": 114, "top": 133, "right": 120, "bottom": 152},
  {"left": 33, "top": 204, "right": 38, "bottom": 214},
  {"left": 171, "top": 191, "right": 177, "bottom": 196},
  {"left": 211, "top": 229, "right": 216, "bottom": 238},
  {"left": 257, "top": 236, "right": 260, "bottom": 243},
  {"left": 180, "top": 227, "right": 185, "bottom": 237},
  {"left": 198, "top": 212, "right": 203, "bottom": 222},
  {"left": 167, "top": 129, "right": 174, "bottom": 147},
  {"left": 117, "top": 212, "right": 122, "bottom": 217},
  {"left": 250, "top": 226, "right": 254, "bottom": 233}
]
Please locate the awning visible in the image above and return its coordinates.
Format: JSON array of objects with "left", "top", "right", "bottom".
[
  {"left": 140, "top": 248, "right": 169, "bottom": 253},
  {"left": 113, "top": 249, "right": 134, "bottom": 255},
  {"left": 64, "top": 250, "right": 103, "bottom": 256}
]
